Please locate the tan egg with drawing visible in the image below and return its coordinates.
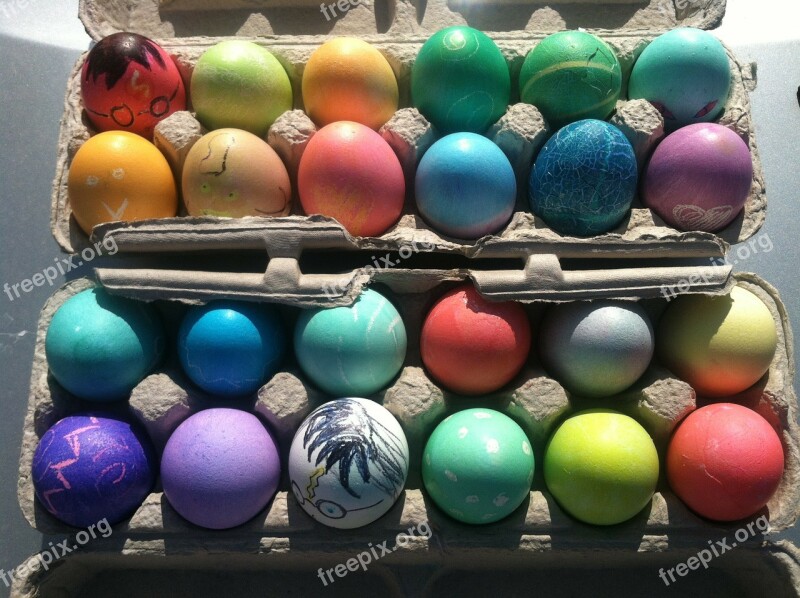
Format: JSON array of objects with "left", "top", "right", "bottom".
[
  {"left": 67, "top": 131, "right": 178, "bottom": 234},
  {"left": 182, "top": 128, "right": 291, "bottom": 218}
]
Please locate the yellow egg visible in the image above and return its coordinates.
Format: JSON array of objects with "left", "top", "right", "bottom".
[
  {"left": 302, "top": 37, "right": 398, "bottom": 130},
  {"left": 68, "top": 131, "right": 178, "bottom": 234},
  {"left": 657, "top": 286, "right": 778, "bottom": 396}
]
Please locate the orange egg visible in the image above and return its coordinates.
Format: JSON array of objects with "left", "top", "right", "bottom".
[
  {"left": 302, "top": 37, "right": 399, "bottom": 130},
  {"left": 68, "top": 131, "right": 178, "bottom": 234}
]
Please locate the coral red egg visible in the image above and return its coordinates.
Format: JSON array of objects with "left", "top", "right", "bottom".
[
  {"left": 420, "top": 284, "right": 531, "bottom": 395},
  {"left": 297, "top": 121, "right": 405, "bottom": 237},
  {"left": 667, "top": 403, "right": 784, "bottom": 522},
  {"left": 81, "top": 32, "right": 186, "bottom": 139}
]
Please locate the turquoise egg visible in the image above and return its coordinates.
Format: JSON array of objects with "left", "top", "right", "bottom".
[
  {"left": 529, "top": 119, "right": 637, "bottom": 237},
  {"left": 45, "top": 287, "right": 165, "bottom": 401},
  {"left": 294, "top": 289, "right": 407, "bottom": 396},
  {"left": 178, "top": 300, "right": 287, "bottom": 397},
  {"left": 628, "top": 28, "right": 731, "bottom": 130},
  {"left": 423, "top": 408, "right": 535, "bottom": 524}
]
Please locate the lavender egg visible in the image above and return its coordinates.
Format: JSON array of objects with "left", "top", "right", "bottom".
[
  {"left": 32, "top": 414, "right": 156, "bottom": 528},
  {"left": 643, "top": 123, "right": 752, "bottom": 232},
  {"left": 161, "top": 408, "right": 280, "bottom": 530}
]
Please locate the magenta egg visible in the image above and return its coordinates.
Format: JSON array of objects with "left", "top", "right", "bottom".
[{"left": 642, "top": 123, "right": 752, "bottom": 232}]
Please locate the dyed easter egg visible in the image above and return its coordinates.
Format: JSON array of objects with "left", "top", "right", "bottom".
[
  {"left": 420, "top": 284, "right": 531, "bottom": 395},
  {"left": 411, "top": 26, "right": 510, "bottom": 134},
  {"left": 32, "top": 414, "right": 156, "bottom": 527},
  {"left": 289, "top": 398, "right": 409, "bottom": 529},
  {"left": 422, "top": 409, "right": 534, "bottom": 524},
  {"left": 544, "top": 410, "right": 659, "bottom": 525},
  {"left": 415, "top": 132, "right": 516, "bottom": 239},
  {"left": 68, "top": 131, "right": 178, "bottom": 234},
  {"left": 657, "top": 286, "right": 777, "bottom": 397},
  {"left": 45, "top": 287, "right": 165, "bottom": 401},
  {"left": 302, "top": 37, "right": 398, "bottom": 130},
  {"left": 643, "top": 123, "right": 752, "bottom": 232},
  {"left": 294, "top": 289, "right": 407, "bottom": 396},
  {"left": 519, "top": 31, "right": 622, "bottom": 129},
  {"left": 81, "top": 32, "right": 186, "bottom": 139},
  {"left": 297, "top": 121, "right": 405, "bottom": 237},
  {"left": 191, "top": 40, "right": 293, "bottom": 137},
  {"left": 538, "top": 300, "right": 654, "bottom": 398},
  {"left": 629, "top": 28, "right": 731, "bottom": 130},
  {"left": 667, "top": 404, "right": 784, "bottom": 521},
  {"left": 529, "top": 119, "right": 637, "bottom": 237},
  {"left": 177, "top": 300, "right": 287, "bottom": 397},
  {"left": 161, "top": 408, "right": 281, "bottom": 529},
  {"left": 182, "top": 128, "right": 291, "bottom": 218}
]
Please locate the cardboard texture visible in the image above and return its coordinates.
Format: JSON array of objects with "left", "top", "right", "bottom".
[{"left": 49, "top": 0, "right": 765, "bottom": 256}]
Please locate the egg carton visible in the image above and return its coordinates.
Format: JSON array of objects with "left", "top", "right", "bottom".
[
  {"left": 50, "top": 0, "right": 765, "bottom": 258},
  {"left": 17, "top": 272, "right": 800, "bottom": 550}
]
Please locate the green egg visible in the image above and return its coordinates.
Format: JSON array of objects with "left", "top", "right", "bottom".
[
  {"left": 422, "top": 408, "right": 535, "bottom": 524},
  {"left": 519, "top": 30, "right": 622, "bottom": 129}
]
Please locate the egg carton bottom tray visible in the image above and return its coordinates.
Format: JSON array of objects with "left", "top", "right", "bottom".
[
  {"left": 51, "top": 0, "right": 764, "bottom": 253},
  {"left": 10, "top": 540, "right": 800, "bottom": 598},
  {"left": 16, "top": 271, "right": 800, "bottom": 542}
]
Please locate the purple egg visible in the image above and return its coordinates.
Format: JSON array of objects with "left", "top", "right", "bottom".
[
  {"left": 32, "top": 414, "right": 156, "bottom": 528},
  {"left": 161, "top": 408, "right": 281, "bottom": 530},
  {"left": 643, "top": 123, "right": 752, "bottom": 232}
]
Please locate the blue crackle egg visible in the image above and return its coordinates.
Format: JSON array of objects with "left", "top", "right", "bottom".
[
  {"left": 32, "top": 413, "right": 156, "bottom": 528},
  {"left": 178, "top": 300, "right": 287, "bottom": 397},
  {"left": 529, "top": 119, "right": 637, "bottom": 237}
]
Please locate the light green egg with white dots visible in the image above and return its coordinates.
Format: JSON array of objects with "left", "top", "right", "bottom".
[{"left": 422, "top": 408, "right": 534, "bottom": 524}]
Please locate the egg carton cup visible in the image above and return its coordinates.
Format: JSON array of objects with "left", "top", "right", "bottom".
[
  {"left": 9, "top": 540, "right": 800, "bottom": 598},
  {"left": 17, "top": 272, "right": 800, "bottom": 550},
  {"left": 50, "top": 0, "right": 765, "bottom": 255}
]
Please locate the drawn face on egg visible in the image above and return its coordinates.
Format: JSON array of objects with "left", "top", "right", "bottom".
[
  {"left": 81, "top": 32, "right": 186, "bottom": 139},
  {"left": 288, "top": 398, "right": 409, "bottom": 529}
]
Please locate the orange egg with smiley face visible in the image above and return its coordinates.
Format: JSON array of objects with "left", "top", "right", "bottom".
[{"left": 67, "top": 131, "right": 178, "bottom": 235}]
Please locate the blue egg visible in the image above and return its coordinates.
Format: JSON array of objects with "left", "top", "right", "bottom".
[
  {"left": 178, "top": 300, "right": 287, "bottom": 397},
  {"left": 529, "top": 119, "right": 637, "bottom": 237},
  {"left": 628, "top": 28, "right": 731, "bottom": 130},
  {"left": 32, "top": 413, "right": 156, "bottom": 527},
  {"left": 415, "top": 132, "right": 516, "bottom": 239},
  {"left": 45, "top": 288, "right": 165, "bottom": 401}
]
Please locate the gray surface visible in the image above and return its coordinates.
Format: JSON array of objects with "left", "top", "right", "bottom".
[{"left": 0, "top": 1, "right": 798, "bottom": 596}]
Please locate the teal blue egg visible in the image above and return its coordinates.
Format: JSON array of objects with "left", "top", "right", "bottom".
[
  {"left": 45, "top": 287, "right": 165, "bottom": 401},
  {"left": 294, "top": 289, "right": 407, "bottom": 396},
  {"left": 628, "top": 28, "right": 731, "bottom": 130}
]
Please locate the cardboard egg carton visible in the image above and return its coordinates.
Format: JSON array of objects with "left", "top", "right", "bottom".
[
  {"left": 17, "top": 272, "right": 800, "bottom": 549},
  {"left": 50, "top": 0, "right": 765, "bottom": 259}
]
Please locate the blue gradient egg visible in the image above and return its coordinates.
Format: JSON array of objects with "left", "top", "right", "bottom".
[
  {"left": 32, "top": 414, "right": 156, "bottom": 527},
  {"left": 629, "top": 28, "right": 731, "bottom": 131},
  {"left": 45, "top": 287, "right": 165, "bottom": 402},
  {"left": 415, "top": 132, "right": 516, "bottom": 239},
  {"left": 529, "top": 119, "right": 637, "bottom": 237},
  {"left": 178, "top": 301, "right": 287, "bottom": 397}
]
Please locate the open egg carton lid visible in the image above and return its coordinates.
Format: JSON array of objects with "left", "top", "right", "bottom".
[
  {"left": 16, "top": 272, "right": 800, "bottom": 544},
  {"left": 51, "top": 0, "right": 764, "bottom": 262}
]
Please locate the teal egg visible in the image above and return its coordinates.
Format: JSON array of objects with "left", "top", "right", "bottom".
[
  {"left": 294, "top": 289, "right": 407, "bottom": 396},
  {"left": 628, "top": 28, "right": 731, "bottom": 130},
  {"left": 422, "top": 408, "right": 534, "bottom": 524},
  {"left": 45, "top": 287, "right": 165, "bottom": 401}
]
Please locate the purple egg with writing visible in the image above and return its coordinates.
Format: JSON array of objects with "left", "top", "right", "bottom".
[
  {"left": 161, "top": 408, "right": 281, "bottom": 530},
  {"left": 32, "top": 414, "right": 156, "bottom": 528},
  {"left": 643, "top": 123, "right": 752, "bottom": 232}
]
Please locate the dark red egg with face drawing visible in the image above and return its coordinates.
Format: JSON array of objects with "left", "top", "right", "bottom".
[{"left": 81, "top": 32, "right": 186, "bottom": 139}]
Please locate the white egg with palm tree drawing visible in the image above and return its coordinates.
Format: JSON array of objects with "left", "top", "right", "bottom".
[{"left": 288, "top": 397, "right": 410, "bottom": 529}]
